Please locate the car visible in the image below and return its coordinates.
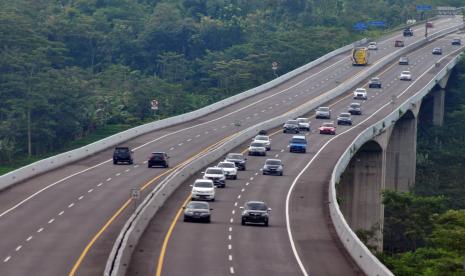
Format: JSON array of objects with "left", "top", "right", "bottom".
[
  {"left": 398, "top": 56, "right": 409, "bottom": 65},
  {"left": 399, "top": 70, "right": 412, "bottom": 81},
  {"left": 113, "top": 147, "right": 133, "bottom": 165},
  {"left": 253, "top": 135, "right": 271, "bottom": 150},
  {"left": 315, "top": 106, "right": 331, "bottom": 119},
  {"left": 296, "top": 117, "right": 310, "bottom": 131},
  {"left": 283, "top": 119, "right": 300, "bottom": 133},
  {"left": 426, "top": 22, "right": 433, "bottom": 28},
  {"left": 240, "top": 201, "right": 271, "bottom": 226},
  {"left": 248, "top": 141, "right": 267, "bottom": 156},
  {"left": 406, "top": 19, "right": 416, "bottom": 25},
  {"left": 289, "top": 135, "right": 307, "bottom": 153},
  {"left": 432, "top": 47, "right": 442, "bottom": 55},
  {"left": 348, "top": 103, "right": 362, "bottom": 115},
  {"left": 403, "top": 28, "right": 413, "bottom": 37},
  {"left": 395, "top": 40, "right": 404, "bottom": 47},
  {"left": 203, "top": 167, "right": 226, "bottom": 188},
  {"left": 262, "top": 159, "right": 283, "bottom": 176},
  {"left": 368, "top": 42, "right": 378, "bottom": 50},
  {"left": 319, "top": 122, "right": 336, "bottom": 135},
  {"left": 337, "top": 112, "right": 353, "bottom": 126},
  {"left": 190, "top": 179, "right": 215, "bottom": 201},
  {"left": 147, "top": 152, "right": 169, "bottom": 168},
  {"left": 225, "top": 153, "right": 246, "bottom": 171},
  {"left": 217, "top": 161, "right": 238, "bottom": 180},
  {"left": 258, "top": 129, "right": 268, "bottom": 135},
  {"left": 183, "top": 201, "right": 212, "bottom": 223},
  {"left": 452, "top": 38, "right": 461, "bottom": 45},
  {"left": 368, "top": 77, "right": 382, "bottom": 88},
  {"left": 353, "top": 88, "right": 367, "bottom": 100}
]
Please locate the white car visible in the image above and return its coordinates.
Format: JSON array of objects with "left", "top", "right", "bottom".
[
  {"left": 190, "top": 179, "right": 215, "bottom": 201},
  {"left": 296, "top": 117, "right": 310, "bottom": 131},
  {"left": 253, "top": 135, "right": 271, "bottom": 150},
  {"left": 248, "top": 141, "right": 267, "bottom": 156},
  {"left": 217, "top": 161, "right": 238, "bottom": 180},
  {"left": 353, "top": 88, "right": 367, "bottom": 100},
  {"left": 368, "top": 42, "right": 378, "bottom": 50},
  {"left": 203, "top": 167, "right": 226, "bottom": 188},
  {"left": 399, "top": 71, "right": 412, "bottom": 81}
]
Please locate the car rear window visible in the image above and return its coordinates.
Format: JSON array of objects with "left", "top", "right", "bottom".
[
  {"left": 291, "top": 138, "right": 307, "bottom": 144},
  {"left": 187, "top": 202, "right": 209, "bottom": 209},
  {"left": 227, "top": 154, "right": 243, "bottom": 160},
  {"left": 318, "top": 107, "right": 329, "bottom": 111},
  {"left": 218, "top": 162, "right": 235, "bottom": 168},
  {"left": 266, "top": 160, "right": 281, "bottom": 165},
  {"left": 251, "top": 142, "right": 265, "bottom": 147},
  {"left": 255, "top": 135, "right": 268, "bottom": 141},
  {"left": 246, "top": 202, "right": 267, "bottom": 211},
  {"left": 194, "top": 181, "right": 213, "bottom": 188},
  {"left": 322, "top": 123, "right": 334, "bottom": 127},
  {"left": 206, "top": 168, "right": 223, "bottom": 174}
]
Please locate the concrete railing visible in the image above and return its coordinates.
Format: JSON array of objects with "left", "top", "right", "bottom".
[
  {"left": 0, "top": 38, "right": 369, "bottom": 192},
  {"left": 104, "top": 23, "right": 464, "bottom": 275},
  {"left": 328, "top": 50, "right": 463, "bottom": 276}
]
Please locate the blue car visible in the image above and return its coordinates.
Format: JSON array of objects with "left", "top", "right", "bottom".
[{"left": 289, "top": 135, "right": 307, "bottom": 153}]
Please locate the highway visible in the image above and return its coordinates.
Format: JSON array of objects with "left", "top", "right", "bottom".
[
  {"left": 126, "top": 20, "right": 465, "bottom": 276},
  {"left": 0, "top": 17, "right": 461, "bottom": 276}
]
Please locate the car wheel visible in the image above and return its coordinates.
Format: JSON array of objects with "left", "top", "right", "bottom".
[
  {"left": 183, "top": 217, "right": 188, "bottom": 222},
  {"left": 211, "top": 198, "right": 215, "bottom": 202},
  {"left": 280, "top": 172, "right": 283, "bottom": 176},
  {"left": 233, "top": 175, "right": 237, "bottom": 180},
  {"left": 147, "top": 164, "right": 151, "bottom": 168},
  {"left": 129, "top": 160, "right": 133, "bottom": 165},
  {"left": 113, "top": 160, "right": 117, "bottom": 165},
  {"left": 264, "top": 221, "right": 269, "bottom": 227},
  {"left": 241, "top": 219, "right": 246, "bottom": 226},
  {"left": 263, "top": 171, "right": 266, "bottom": 175},
  {"left": 206, "top": 217, "right": 211, "bottom": 223},
  {"left": 248, "top": 152, "right": 251, "bottom": 156}
]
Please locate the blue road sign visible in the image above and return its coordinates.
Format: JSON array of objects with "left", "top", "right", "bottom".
[
  {"left": 353, "top": 22, "right": 367, "bottom": 31},
  {"left": 416, "top": 4, "right": 432, "bottom": 11},
  {"left": 368, "top": 21, "right": 386, "bottom": 27}
]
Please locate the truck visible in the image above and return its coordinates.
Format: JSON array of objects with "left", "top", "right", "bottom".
[{"left": 351, "top": 47, "right": 369, "bottom": 66}]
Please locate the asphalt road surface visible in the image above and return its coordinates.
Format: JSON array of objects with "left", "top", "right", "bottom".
[{"left": 0, "top": 17, "right": 461, "bottom": 276}]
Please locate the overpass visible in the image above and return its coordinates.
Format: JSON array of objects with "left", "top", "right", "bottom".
[{"left": 0, "top": 16, "right": 462, "bottom": 276}]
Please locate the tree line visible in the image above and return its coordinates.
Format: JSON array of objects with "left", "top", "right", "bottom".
[{"left": 0, "top": 0, "right": 460, "bottom": 165}]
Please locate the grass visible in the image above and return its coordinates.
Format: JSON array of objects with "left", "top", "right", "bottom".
[{"left": 0, "top": 124, "right": 132, "bottom": 176}]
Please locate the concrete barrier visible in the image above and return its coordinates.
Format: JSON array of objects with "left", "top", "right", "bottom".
[
  {"left": 328, "top": 50, "right": 463, "bottom": 276},
  {"left": 104, "top": 24, "right": 464, "bottom": 275},
  {"left": 0, "top": 38, "right": 368, "bottom": 192}
]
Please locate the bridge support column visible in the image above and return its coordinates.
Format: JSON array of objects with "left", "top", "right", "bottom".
[
  {"left": 338, "top": 141, "right": 384, "bottom": 251},
  {"left": 432, "top": 89, "right": 445, "bottom": 127},
  {"left": 385, "top": 111, "right": 417, "bottom": 192}
]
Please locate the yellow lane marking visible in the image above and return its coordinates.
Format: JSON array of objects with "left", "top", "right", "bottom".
[{"left": 69, "top": 135, "right": 235, "bottom": 276}]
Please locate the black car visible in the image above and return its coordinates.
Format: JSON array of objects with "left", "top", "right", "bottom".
[
  {"left": 432, "top": 47, "right": 442, "bottom": 55},
  {"left": 452, "top": 38, "right": 461, "bottom": 45},
  {"left": 337, "top": 112, "right": 353, "bottom": 125},
  {"left": 148, "top": 152, "right": 169, "bottom": 168},
  {"left": 225, "top": 153, "right": 247, "bottom": 170},
  {"left": 368, "top": 77, "right": 382, "bottom": 88},
  {"left": 258, "top": 129, "right": 268, "bottom": 135},
  {"left": 240, "top": 201, "right": 271, "bottom": 226},
  {"left": 398, "top": 56, "right": 409, "bottom": 65},
  {"left": 262, "top": 159, "right": 283, "bottom": 176},
  {"left": 403, "top": 28, "right": 413, "bottom": 37},
  {"left": 183, "top": 201, "right": 212, "bottom": 223},
  {"left": 348, "top": 103, "right": 362, "bottom": 115},
  {"left": 283, "top": 120, "right": 300, "bottom": 134},
  {"left": 113, "top": 147, "right": 133, "bottom": 165}
]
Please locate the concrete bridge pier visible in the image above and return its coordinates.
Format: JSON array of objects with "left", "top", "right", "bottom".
[
  {"left": 338, "top": 141, "right": 385, "bottom": 251},
  {"left": 432, "top": 71, "right": 451, "bottom": 127}
]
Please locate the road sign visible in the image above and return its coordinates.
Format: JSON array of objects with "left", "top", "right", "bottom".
[
  {"left": 131, "top": 188, "right": 140, "bottom": 200},
  {"left": 368, "top": 21, "right": 386, "bottom": 27},
  {"left": 150, "top": 99, "right": 158, "bottom": 110},
  {"left": 353, "top": 22, "right": 367, "bottom": 31},
  {"left": 416, "top": 4, "right": 432, "bottom": 11}
]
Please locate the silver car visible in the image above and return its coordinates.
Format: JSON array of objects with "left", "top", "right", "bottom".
[
  {"left": 183, "top": 201, "right": 213, "bottom": 223},
  {"left": 248, "top": 141, "right": 267, "bottom": 156},
  {"left": 316, "top": 106, "right": 331, "bottom": 119}
]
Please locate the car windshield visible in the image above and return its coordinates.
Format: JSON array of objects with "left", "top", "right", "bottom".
[
  {"left": 400, "top": 57, "right": 407, "bottom": 60},
  {"left": 152, "top": 153, "right": 164, "bottom": 157},
  {"left": 371, "top": 78, "right": 379, "bottom": 81},
  {"left": 116, "top": 148, "right": 129, "bottom": 153},
  {"left": 227, "top": 154, "right": 243, "bottom": 160},
  {"left": 369, "top": 42, "right": 376, "bottom": 45},
  {"left": 266, "top": 160, "right": 281, "bottom": 165},
  {"left": 187, "top": 202, "right": 209, "bottom": 209},
  {"left": 255, "top": 135, "right": 269, "bottom": 141},
  {"left": 251, "top": 142, "right": 265, "bottom": 147},
  {"left": 206, "top": 168, "right": 223, "bottom": 175},
  {"left": 350, "top": 103, "right": 360, "bottom": 108},
  {"left": 318, "top": 107, "right": 329, "bottom": 111},
  {"left": 402, "top": 71, "right": 410, "bottom": 74},
  {"left": 286, "top": 120, "right": 298, "bottom": 125},
  {"left": 291, "top": 138, "right": 307, "bottom": 144},
  {"left": 218, "top": 162, "right": 235, "bottom": 168},
  {"left": 322, "top": 123, "right": 334, "bottom": 127},
  {"left": 356, "top": 88, "right": 365, "bottom": 92},
  {"left": 297, "top": 118, "right": 309, "bottom": 123},
  {"left": 194, "top": 181, "right": 213, "bottom": 188},
  {"left": 339, "top": 113, "right": 350, "bottom": 118},
  {"left": 245, "top": 202, "right": 267, "bottom": 211}
]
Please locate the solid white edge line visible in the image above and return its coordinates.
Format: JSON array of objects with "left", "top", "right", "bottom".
[{"left": 285, "top": 47, "right": 460, "bottom": 276}]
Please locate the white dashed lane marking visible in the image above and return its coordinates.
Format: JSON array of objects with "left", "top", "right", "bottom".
[
  {"left": 4, "top": 256, "right": 11, "bottom": 263},
  {"left": 106, "top": 178, "right": 112, "bottom": 182},
  {"left": 37, "top": 228, "right": 44, "bottom": 233},
  {"left": 196, "top": 134, "right": 200, "bottom": 138},
  {"left": 48, "top": 219, "right": 54, "bottom": 224},
  {"left": 228, "top": 244, "right": 232, "bottom": 250},
  {"left": 134, "top": 165, "right": 139, "bottom": 168},
  {"left": 229, "top": 227, "right": 232, "bottom": 232},
  {"left": 169, "top": 147, "right": 174, "bottom": 151},
  {"left": 78, "top": 196, "right": 84, "bottom": 201},
  {"left": 234, "top": 202, "right": 238, "bottom": 207},
  {"left": 241, "top": 188, "right": 245, "bottom": 192},
  {"left": 229, "top": 255, "right": 233, "bottom": 261},
  {"left": 88, "top": 189, "right": 93, "bottom": 193},
  {"left": 15, "top": 246, "right": 22, "bottom": 252},
  {"left": 68, "top": 203, "right": 74, "bottom": 208},
  {"left": 97, "top": 182, "right": 103, "bottom": 187},
  {"left": 26, "top": 236, "right": 32, "bottom": 242},
  {"left": 237, "top": 195, "right": 241, "bottom": 199},
  {"left": 187, "top": 138, "right": 192, "bottom": 142},
  {"left": 232, "top": 210, "right": 235, "bottom": 215},
  {"left": 178, "top": 143, "right": 183, "bottom": 146},
  {"left": 230, "top": 267, "right": 235, "bottom": 274},
  {"left": 116, "top": 173, "right": 121, "bottom": 176},
  {"left": 58, "top": 211, "right": 64, "bottom": 216},
  {"left": 230, "top": 218, "right": 234, "bottom": 223},
  {"left": 228, "top": 235, "right": 232, "bottom": 240}
]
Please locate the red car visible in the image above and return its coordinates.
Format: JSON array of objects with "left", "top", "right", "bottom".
[{"left": 319, "top": 122, "right": 336, "bottom": 135}]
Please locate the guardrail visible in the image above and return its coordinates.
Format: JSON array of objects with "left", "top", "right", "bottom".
[
  {"left": 104, "top": 23, "right": 464, "bottom": 276},
  {"left": 328, "top": 50, "right": 463, "bottom": 276},
  {"left": 0, "top": 38, "right": 368, "bottom": 192}
]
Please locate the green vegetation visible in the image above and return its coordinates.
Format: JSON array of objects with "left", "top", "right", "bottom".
[
  {"left": 380, "top": 57, "right": 465, "bottom": 275},
  {"left": 0, "top": 0, "right": 460, "bottom": 173}
]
